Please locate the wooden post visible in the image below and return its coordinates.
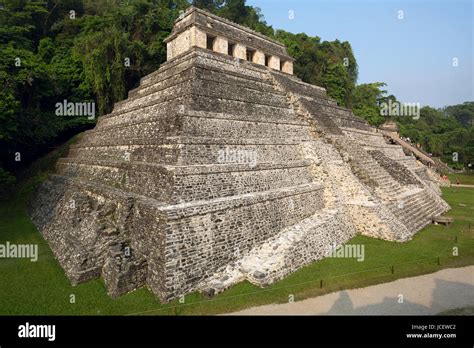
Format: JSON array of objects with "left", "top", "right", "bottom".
[
  {"left": 437, "top": 256, "right": 440, "bottom": 266},
  {"left": 320, "top": 279, "right": 323, "bottom": 288},
  {"left": 391, "top": 265, "right": 394, "bottom": 274}
]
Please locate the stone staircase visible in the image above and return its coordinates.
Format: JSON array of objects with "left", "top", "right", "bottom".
[
  {"left": 388, "top": 188, "right": 449, "bottom": 234},
  {"left": 269, "top": 68, "right": 450, "bottom": 243},
  {"left": 199, "top": 207, "right": 356, "bottom": 294},
  {"left": 30, "top": 34, "right": 451, "bottom": 303},
  {"left": 30, "top": 47, "right": 332, "bottom": 301}
]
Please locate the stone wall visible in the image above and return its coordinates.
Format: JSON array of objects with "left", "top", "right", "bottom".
[
  {"left": 165, "top": 7, "right": 294, "bottom": 74},
  {"left": 29, "top": 13, "right": 450, "bottom": 303},
  {"left": 368, "top": 150, "right": 422, "bottom": 187}
]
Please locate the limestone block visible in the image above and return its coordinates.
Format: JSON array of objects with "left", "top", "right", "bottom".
[
  {"left": 213, "top": 36, "right": 228, "bottom": 55},
  {"left": 253, "top": 50, "right": 265, "bottom": 65},
  {"left": 233, "top": 43, "right": 246, "bottom": 60},
  {"left": 166, "top": 42, "right": 174, "bottom": 61},
  {"left": 281, "top": 61, "right": 293, "bottom": 75},
  {"left": 167, "top": 26, "right": 206, "bottom": 60},
  {"left": 30, "top": 10, "right": 451, "bottom": 303},
  {"left": 268, "top": 55, "right": 280, "bottom": 71},
  {"left": 192, "top": 26, "right": 207, "bottom": 50}
]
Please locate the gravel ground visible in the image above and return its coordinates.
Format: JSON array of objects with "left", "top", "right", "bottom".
[{"left": 231, "top": 266, "right": 474, "bottom": 315}]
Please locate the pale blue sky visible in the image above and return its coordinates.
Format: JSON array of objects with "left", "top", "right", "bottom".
[{"left": 247, "top": 0, "right": 473, "bottom": 107}]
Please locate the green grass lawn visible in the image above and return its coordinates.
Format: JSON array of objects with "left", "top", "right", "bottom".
[
  {"left": 448, "top": 173, "right": 474, "bottom": 185},
  {"left": 1, "top": 143, "right": 473, "bottom": 315},
  {"left": 437, "top": 306, "right": 474, "bottom": 315}
]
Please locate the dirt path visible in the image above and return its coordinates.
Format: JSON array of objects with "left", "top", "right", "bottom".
[
  {"left": 231, "top": 266, "right": 474, "bottom": 315},
  {"left": 451, "top": 184, "right": 474, "bottom": 188}
]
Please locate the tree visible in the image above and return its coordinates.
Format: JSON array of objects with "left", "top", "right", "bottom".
[
  {"left": 352, "top": 83, "right": 387, "bottom": 126},
  {"left": 445, "top": 102, "right": 474, "bottom": 128},
  {"left": 1, "top": 0, "right": 472, "bottom": 198},
  {"left": 274, "top": 31, "right": 357, "bottom": 108}
]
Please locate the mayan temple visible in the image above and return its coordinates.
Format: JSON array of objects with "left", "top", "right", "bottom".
[{"left": 29, "top": 6, "right": 450, "bottom": 302}]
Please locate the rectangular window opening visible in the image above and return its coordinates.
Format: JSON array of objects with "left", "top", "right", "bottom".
[
  {"left": 206, "top": 35, "right": 216, "bottom": 51},
  {"left": 246, "top": 48, "right": 255, "bottom": 62},
  {"left": 265, "top": 55, "right": 271, "bottom": 67},
  {"left": 228, "top": 43, "right": 236, "bottom": 56}
]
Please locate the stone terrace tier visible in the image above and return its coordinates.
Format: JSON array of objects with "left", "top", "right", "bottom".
[{"left": 30, "top": 8, "right": 450, "bottom": 302}]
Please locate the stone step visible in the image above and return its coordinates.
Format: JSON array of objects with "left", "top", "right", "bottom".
[
  {"left": 56, "top": 158, "right": 314, "bottom": 203},
  {"left": 96, "top": 103, "right": 176, "bottom": 131},
  {"left": 153, "top": 180, "right": 326, "bottom": 298},
  {"left": 390, "top": 190, "right": 425, "bottom": 210},
  {"left": 135, "top": 61, "right": 278, "bottom": 106},
  {"left": 119, "top": 69, "right": 290, "bottom": 117},
  {"left": 113, "top": 79, "right": 194, "bottom": 115},
  {"left": 300, "top": 98, "right": 356, "bottom": 120},
  {"left": 132, "top": 63, "right": 279, "bottom": 99},
  {"left": 189, "top": 90, "right": 294, "bottom": 118},
  {"left": 72, "top": 135, "right": 301, "bottom": 147},
  {"left": 97, "top": 87, "right": 299, "bottom": 131},
  {"left": 297, "top": 102, "right": 345, "bottom": 136},
  {"left": 69, "top": 139, "right": 304, "bottom": 165},
  {"left": 374, "top": 178, "right": 403, "bottom": 190},
  {"left": 402, "top": 201, "right": 434, "bottom": 226},
  {"left": 46, "top": 173, "right": 324, "bottom": 222},
  {"left": 271, "top": 73, "right": 337, "bottom": 108},
  {"left": 192, "top": 76, "right": 287, "bottom": 107},
  {"left": 97, "top": 105, "right": 304, "bottom": 134},
  {"left": 78, "top": 117, "right": 179, "bottom": 146},
  {"left": 182, "top": 109, "right": 305, "bottom": 126},
  {"left": 352, "top": 163, "right": 402, "bottom": 190},
  {"left": 110, "top": 54, "right": 291, "bottom": 119},
  {"left": 368, "top": 150, "right": 423, "bottom": 188},
  {"left": 407, "top": 203, "right": 443, "bottom": 232},
  {"left": 97, "top": 95, "right": 186, "bottom": 127},
  {"left": 413, "top": 203, "right": 443, "bottom": 224},
  {"left": 141, "top": 47, "right": 267, "bottom": 84},
  {"left": 86, "top": 112, "right": 313, "bottom": 146},
  {"left": 298, "top": 95, "right": 337, "bottom": 109},
  {"left": 130, "top": 57, "right": 198, "bottom": 96},
  {"left": 186, "top": 47, "right": 271, "bottom": 80},
  {"left": 271, "top": 70, "right": 328, "bottom": 99},
  {"left": 394, "top": 212, "right": 428, "bottom": 233},
  {"left": 68, "top": 143, "right": 179, "bottom": 164},
  {"left": 181, "top": 112, "right": 312, "bottom": 140},
  {"left": 139, "top": 49, "right": 199, "bottom": 88},
  {"left": 200, "top": 207, "right": 356, "bottom": 292},
  {"left": 348, "top": 133, "right": 388, "bottom": 147},
  {"left": 159, "top": 181, "right": 324, "bottom": 220},
  {"left": 351, "top": 158, "right": 403, "bottom": 189},
  {"left": 380, "top": 184, "right": 404, "bottom": 195},
  {"left": 389, "top": 190, "right": 445, "bottom": 232},
  {"left": 35, "top": 173, "right": 324, "bottom": 300},
  {"left": 123, "top": 65, "right": 196, "bottom": 106}
]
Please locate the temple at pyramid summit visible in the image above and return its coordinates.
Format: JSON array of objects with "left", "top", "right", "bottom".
[{"left": 29, "top": 6, "right": 450, "bottom": 302}]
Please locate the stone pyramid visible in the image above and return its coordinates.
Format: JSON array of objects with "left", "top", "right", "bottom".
[{"left": 30, "top": 6, "right": 450, "bottom": 302}]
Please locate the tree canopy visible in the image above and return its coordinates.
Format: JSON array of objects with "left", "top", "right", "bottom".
[{"left": 0, "top": 0, "right": 472, "bottom": 195}]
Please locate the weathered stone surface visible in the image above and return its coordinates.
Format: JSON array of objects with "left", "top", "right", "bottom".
[
  {"left": 102, "top": 243, "right": 148, "bottom": 298},
  {"left": 29, "top": 7, "right": 450, "bottom": 302}
]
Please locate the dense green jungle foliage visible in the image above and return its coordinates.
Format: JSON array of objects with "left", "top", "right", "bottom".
[{"left": 0, "top": 0, "right": 472, "bottom": 196}]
